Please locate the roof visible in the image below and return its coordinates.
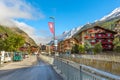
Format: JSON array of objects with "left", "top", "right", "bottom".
[
  {"left": 94, "top": 26, "right": 117, "bottom": 34},
  {"left": 73, "top": 25, "right": 117, "bottom": 38}
]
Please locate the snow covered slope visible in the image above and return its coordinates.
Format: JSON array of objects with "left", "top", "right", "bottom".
[{"left": 100, "top": 7, "right": 120, "bottom": 21}]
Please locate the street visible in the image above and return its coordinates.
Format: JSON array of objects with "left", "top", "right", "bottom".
[{"left": 0, "top": 60, "right": 63, "bottom": 80}]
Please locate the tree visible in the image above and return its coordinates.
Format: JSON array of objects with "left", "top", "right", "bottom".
[
  {"left": 71, "top": 44, "right": 79, "bottom": 54},
  {"left": 1, "top": 35, "right": 25, "bottom": 51},
  {"left": 113, "top": 37, "right": 120, "bottom": 52},
  {"left": 93, "top": 42, "right": 102, "bottom": 54},
  {"left": 0, "top": 39, "right": 5, "bottom": 51},
  {"left": 13, "top": 35, "right": 25, "bottom": 51},
  {"left": 78, "top": 44, "right": 85, "bottom": 54},
  {"left": 84, "top": 41, "right": 93, "bottom": 54}
]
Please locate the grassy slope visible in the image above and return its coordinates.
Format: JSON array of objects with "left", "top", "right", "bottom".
[{"left": 0, "top": 25, "right": 36, "bottom": 45}]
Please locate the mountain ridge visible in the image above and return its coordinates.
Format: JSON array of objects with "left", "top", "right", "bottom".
[{"left": 57, "top": 7, "right": 120, "bottom": 42}]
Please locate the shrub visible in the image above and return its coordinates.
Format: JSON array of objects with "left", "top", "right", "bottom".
[
  {"left": 84, "top": 41, "right": 93, "bottom": 54},
  {"left": 78, "top": 44, "right": 85, "bottom": 54},
  {"left": 93, "top": 42, "right": 102, "bottom": 54},
  {"left": 71, "top": 44, "right": 79, "bottom": 54},
  {"left": 113, "top": 38, "right": 120, "bottom": 53}
]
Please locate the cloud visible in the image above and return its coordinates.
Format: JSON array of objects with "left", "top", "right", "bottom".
[
  {"left": 13, "top": 21, "right": 52, "bottom": 44},
  {"left": 0, "top": 0, "right": 50, "bottom": 44},
  {"left": 0, "top": 0, "right": 45, "bottom": 20}
]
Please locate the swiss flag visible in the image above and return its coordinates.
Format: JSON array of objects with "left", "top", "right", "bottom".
[{"left": 48, "top": 22, "right": 54, "bottom": 34}]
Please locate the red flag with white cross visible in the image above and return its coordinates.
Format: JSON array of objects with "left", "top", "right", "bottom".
[{"left": 48, "top": 22, "right": 54, "bottom": 34}]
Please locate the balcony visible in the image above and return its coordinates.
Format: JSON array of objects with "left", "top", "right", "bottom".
[
  {"left": 102, "top": 41, "right": 112, "bottom": 44},
  {"left": 88, "top": 29, "right": 95, "bottom": 33},
  {"left": 91, "top": 36, "right": 95, "bottom": 38},
  {"left": 95, "top": 34, "right": 114, "bottom": 39},
  {"left": 84, "top": 35, "right": 89, "bottom": 39}
]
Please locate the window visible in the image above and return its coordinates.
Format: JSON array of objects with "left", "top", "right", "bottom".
[
  {"left": 98, "top": 34, "right": 101, "bottom": 37},
  {"left": 91, "top": 40, "right": 95, "bottom": 42},
  {"left": 108, "top": 39, "right": 111, "bottom": 42},
  {"left": 107, "top": 33, "right": 111, "bottom": 37},
  {"left": 108, "top": 45, "right": 111, "bottom": 48}
]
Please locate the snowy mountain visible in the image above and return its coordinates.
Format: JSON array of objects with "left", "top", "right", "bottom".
[
  {"left": 100, "top": 7, "right": 120, "bottom": 21},
  {"left": 58, "top": 26, "right": 82, "bottom": 41},
  {"left": 51, "top": 7, "right": 120, "bottom": 43}
]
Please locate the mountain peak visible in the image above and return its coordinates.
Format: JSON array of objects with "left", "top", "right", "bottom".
[{"left": 100, "top": 7, "right": 120, "bottom": 21}]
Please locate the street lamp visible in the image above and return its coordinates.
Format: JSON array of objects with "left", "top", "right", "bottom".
[{"left": 49, "top": 16, "right": 58, "bottom": 54}]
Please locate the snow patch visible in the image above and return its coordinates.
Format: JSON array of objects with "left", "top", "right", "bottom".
[{"left": 100, "top": 7, "right": 120, "bottom": 21}]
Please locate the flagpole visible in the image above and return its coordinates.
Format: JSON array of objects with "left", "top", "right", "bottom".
[{"left": 49, "top": 16, "right": 57, "bottom": 54}]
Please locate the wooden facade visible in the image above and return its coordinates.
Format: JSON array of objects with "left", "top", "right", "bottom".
[
  {"left": 30, "top": 46, "right": 38, "bottom": 53},
  {"left": 76, "top": 26, "right": 116, "bottom": 51},
  {"left": 57, "top": 38, "right": 78, "bottom": 53},
  {"left": 52, "top": 26, "right": 117, "bottom": 53}
]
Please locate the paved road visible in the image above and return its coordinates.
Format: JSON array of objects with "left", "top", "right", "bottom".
[{"left": 0, "top": 60, "right": 63, "bottom": 80}]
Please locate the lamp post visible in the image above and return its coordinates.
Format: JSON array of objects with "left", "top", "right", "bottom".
[{"left": 49, "top": 16, "right": 57, "bottom": 54}]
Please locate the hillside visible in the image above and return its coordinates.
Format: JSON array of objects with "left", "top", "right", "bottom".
[{"left": 0, "top": 25, "right": 36, "bottom": 46}]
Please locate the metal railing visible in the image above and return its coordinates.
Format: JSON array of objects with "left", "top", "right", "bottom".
[
  {"left": 53, "top": 57, "right": 120, "bottom": 80},
  {"left": 0, "top": 56, "right": 1, "bottom": 67}
]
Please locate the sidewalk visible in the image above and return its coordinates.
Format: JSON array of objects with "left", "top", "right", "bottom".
[{"left": 0, "top": 55, "right": 37, "bottom": 70}]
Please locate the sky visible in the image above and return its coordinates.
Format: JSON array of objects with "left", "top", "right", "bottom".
[{"left": 0, "top": 0, "right": 120, "bottom": 44}]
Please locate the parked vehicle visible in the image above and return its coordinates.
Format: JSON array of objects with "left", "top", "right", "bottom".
[
  {"left": 23, "top": 53, "right": 29, "bottom": 58},
  {"left": 0, "top": 51, "right": 12, "bottom": 63},
  {"left": 13, "top": 52, "right": 23, "bottom": 61},
  {"left": 4, "top": 52, "right": 12, "bottom": 62}
]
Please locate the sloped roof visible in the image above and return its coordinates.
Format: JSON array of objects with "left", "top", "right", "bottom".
[{"left": 73, "top": 25, "right": 117, "bottom": 38}]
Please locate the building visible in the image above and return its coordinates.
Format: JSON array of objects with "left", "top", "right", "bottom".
[
  {"left": 74, "top": 26, "right": 117, "bottom": 51},
  {"left": 19, "top": 42, "right": 31, "bottom": 52},
  {"left": 58, "top": 38, "right": 78, "bottom": 53},
  {"left": 114, "top": 20, "right": 120, "bottom": 40},
  {"left": 30, "top": 46, "right": 39, "bottom": 54}
]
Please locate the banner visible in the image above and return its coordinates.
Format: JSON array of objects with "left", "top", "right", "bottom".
[{"left": 48, "top": 22, "right": 54, "bottom": 34}]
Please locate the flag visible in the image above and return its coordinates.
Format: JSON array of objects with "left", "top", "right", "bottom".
[{"left": 48, "top": 22, "right": 54, "bottom": 34}]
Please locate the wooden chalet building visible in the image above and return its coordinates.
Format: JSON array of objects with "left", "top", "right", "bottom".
[
  {"left": 30, "top": 46, "right": 39, "bottom": 54},
  {"left": 47, "top": 41, "right": 55, "bottom": 53},
  {"left": 58, "top": 38, "right": 78, "bottom": 53},
  {"left": 74, "top": 26, "right": 117, "bottom": 51},
  {"left": 19, "top": 42, "right": 31, "bottom": 52}
]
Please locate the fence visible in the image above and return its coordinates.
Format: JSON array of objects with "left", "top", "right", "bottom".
[
  {"left": 59, "top": 54, "right": 120, "bottom": 76},
  {"left": 54, "top": 57, "right": 120, "bottom": 80},
  {"left": 0, "top": 56, "right": 1, "bottom": 66}
]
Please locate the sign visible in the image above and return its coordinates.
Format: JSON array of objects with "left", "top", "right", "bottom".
[{"left": 54, "top": 40, "right": 58, "bottom": 46}]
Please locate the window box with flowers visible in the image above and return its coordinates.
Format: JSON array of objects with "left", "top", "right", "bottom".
[{"left": 84, "top": 36, "right": 89, "bottom": 39}]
